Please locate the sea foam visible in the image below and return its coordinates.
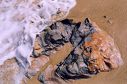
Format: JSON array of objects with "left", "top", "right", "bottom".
[{"left": 0, "top": 0, "right": 76, "bottom": 67}]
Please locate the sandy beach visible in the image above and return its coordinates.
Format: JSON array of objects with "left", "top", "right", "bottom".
[{"left": 28, "top": 0, "right": 127, "bottom": 84}]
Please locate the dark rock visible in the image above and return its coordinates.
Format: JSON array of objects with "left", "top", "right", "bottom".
[
  {"left": 33, "top": 19, "right": 74, "bottom": 56},
  {"left": 55, "top": 18, "right": 123, "bottom": 80},
  {"left": 32, "top": 18, "right": 123, "bottom": 81},
  {"left": 70, "top": 22, "right": 82, "bottom": 47},
  {"left": 38, "top": 73, "right": 46, "bottom": 84},
  {"left": 55, "top": 45, "right": 97, "bottom": 80},
  {"left": 70, "top": 18, "right": 95, "bottom": 47},
  {"left": 54, "top": 18, "right": 100, "bottom": 80}
]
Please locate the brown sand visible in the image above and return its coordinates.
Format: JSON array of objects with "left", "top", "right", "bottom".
[{"left": 28, "top": 0, "right": 127, "bottom": 84}]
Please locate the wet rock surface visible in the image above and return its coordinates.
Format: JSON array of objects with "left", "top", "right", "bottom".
[
  {"left": 35, "top": 18, "right": 123, "bottom": 83},
  {"left": 55, "top": 18, "right": 123, "bottom": 80},
  {"left": 55, "top": 19, "right": 98, "bottom": 79},
  {"left": 32, "top": 19, "right": 74, "bottom": 56}
]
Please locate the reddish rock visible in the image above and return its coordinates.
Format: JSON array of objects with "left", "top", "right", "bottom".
[
  {"left": 27, "top": 56, "right": 49, "bottom": 78},
  {"left": 84, "top": 21, "right": 123, "bottom": 72},
  {"left": 30, "top": 56, "right": 49, "bottom": 71},
  {"left": 55, "top": 18, "right": 123, "bottom": 80},
  {"left": 0, "top": 59, "right": 25, "bottom": 84}
]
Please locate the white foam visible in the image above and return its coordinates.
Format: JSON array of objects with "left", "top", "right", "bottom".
[{"left": 0, "top": 0, "right": 76, "bottom": 66}]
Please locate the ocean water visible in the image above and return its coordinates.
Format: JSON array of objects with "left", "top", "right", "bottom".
[{"left": 0, "top": 0, "right": 76, "bottom": 68}]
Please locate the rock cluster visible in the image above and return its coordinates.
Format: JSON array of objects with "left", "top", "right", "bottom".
[
  {"left": 33, "top": 18, "right": 123, "bottom": 83},
  {"left": 55, "top": 18, "right": 123, "bottom": 80},
  {"left": 32, "top": 19, "right": 74, "bottom": 56}
]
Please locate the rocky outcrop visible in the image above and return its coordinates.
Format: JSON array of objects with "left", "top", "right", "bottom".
[
  {"left": 55, "top": 18, "right": 123, "bottom": 80},
  {"left": 83, "top": 21, "right": 123, "bottom": 72},
  {"left": 32, "top": 19, "right": 74, "bottom": 56},
  {"left": 36, "top": 18, "right": 123, "bottom": 83}
]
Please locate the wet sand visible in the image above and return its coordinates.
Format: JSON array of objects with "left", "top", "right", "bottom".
[{"left": 28, "top": 0, "right": 127, "bottom": 84}]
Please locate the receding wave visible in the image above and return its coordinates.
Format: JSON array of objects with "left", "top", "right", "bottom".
[{"left": 0, "top": 0, "right": 76, "bottom": 67}]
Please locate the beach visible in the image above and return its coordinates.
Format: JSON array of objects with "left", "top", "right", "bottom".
[{"left": 27, "top": 0, "right": 127, "bottom": 84}]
